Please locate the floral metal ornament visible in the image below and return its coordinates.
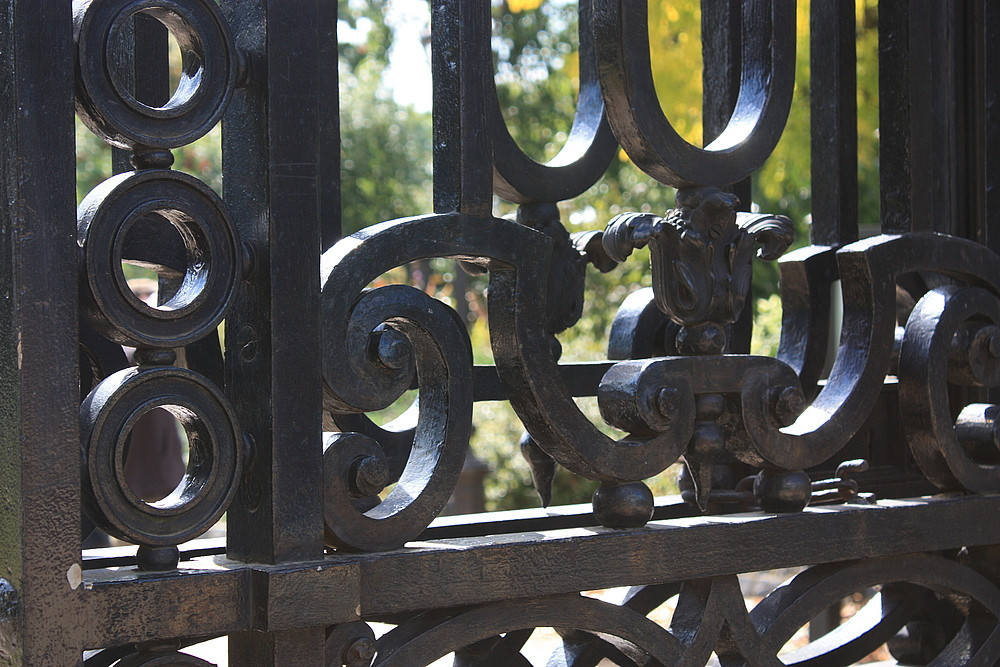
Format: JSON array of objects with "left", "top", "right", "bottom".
[
  {"left": 601, "top": 187, "right": 795, "bottom": 510},
  {"left": 602, "top": 186, "right": 795, "bottom": 333}
]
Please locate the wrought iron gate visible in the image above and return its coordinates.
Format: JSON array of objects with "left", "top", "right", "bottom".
[{"left": 1, "top": 0, "right": 999, "bottom": 664}]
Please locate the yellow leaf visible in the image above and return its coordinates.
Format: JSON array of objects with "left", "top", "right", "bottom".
[{"left": 507, "top": 0, "right": 542, "bottom": 12}]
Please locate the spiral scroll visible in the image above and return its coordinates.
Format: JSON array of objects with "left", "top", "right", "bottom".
[
  {"left": 321, "top": 284, "right": 473, "bottom": 551},
  {"left": 899, "top": 286, "right": 1000, "bottom": 492},
  {"left": 321, "top": 213, "right": 705, "bottom": 546}
]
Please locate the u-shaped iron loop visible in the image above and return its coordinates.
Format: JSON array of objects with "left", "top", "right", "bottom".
[{"left": 592, "top": 0, "right": 796, "bottom": 188}]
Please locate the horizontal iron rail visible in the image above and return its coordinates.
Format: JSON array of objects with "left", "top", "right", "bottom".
[{"left": 79, "top": 493, "right": 1000, "bottom": 648}]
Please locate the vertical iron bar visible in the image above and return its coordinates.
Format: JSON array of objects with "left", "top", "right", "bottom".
[
  {"left": 951, "top": 3, "right": 975, "bottom": 243},
  {"left": 319, "top": 0, "right": 341, "bottom": 251},
  {"left": 881, "top": 0, "right": 962, "bottom": 235},
  {"left": 979, "top": 0, "right": 1000, "bottom": 405},
  {"left": 907, "top": 0, "right": 957, "bottom": 235},
  {"left": 701, "top": 0, "right": 751, "bottom": 208},
  {"left": 972, "top": 0, "right": 999, "bottom": 253},
  {"left": 223, "top": 0, "right": 326, "bottom": 662},
  {"left": 0, "top": 0, "right": 82, "bottom": 663},
  {"left": 986, "top": 2, "right": 1000, "bottom": 252},
  {"left": 702, "top": 0, "right": 752, "bottom": 352},
  {"left": 877, "top": 0, "right": 911, "bottom": 234},
  {"left": 432, "top": 0, "right": 493, "bottom": 216},
  {"left": 230, "top": 626, "right": 328, "bottom": 666},
  {"left": 111, "top": 14, "right": 170, "bottom": 174},
  {"left": 809, "top": 0, "right": 858, "bottom": 246}
]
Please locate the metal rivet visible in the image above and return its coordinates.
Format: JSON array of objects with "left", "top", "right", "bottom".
[
  {"left": 343, "top": 636, "right": 376, "bottom": 667},
  {"left": 349, "top": 456, "right": 388, "bottom": 497},
  {"left": 655, "top": 387, "right": 680, "bottom": 423},
  {"left": 370, "top": 328, "right": 411, "bottom": 370},
  {"left": 987, "top": 329, "right": 1000, "bottom": 358},
  {"left": 771, "top": 386, "right": 806, "bottom": 427}
]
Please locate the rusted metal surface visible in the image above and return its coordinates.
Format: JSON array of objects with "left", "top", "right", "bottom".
[{"left": 1, "top": 0, "right": 1000, "bottom": 664}]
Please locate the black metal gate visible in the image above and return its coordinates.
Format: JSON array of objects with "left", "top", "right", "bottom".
[{"left": 2, "top": 0, "right": 1000, "bottom": 664}]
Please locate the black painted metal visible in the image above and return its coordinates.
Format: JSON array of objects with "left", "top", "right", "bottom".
[
  {"left": 809, "top": 0, "right": 858, "bottom": 247},
  {"left": 1, "top": 0, "right": 999, "bottom": 664}
]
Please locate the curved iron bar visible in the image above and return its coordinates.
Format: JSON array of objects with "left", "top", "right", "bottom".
[
  {"left": 321, "top": 285, "right": 472, "bottom": 551},
  {"left": 372, "top": 594, "right": 684, "bottom": 666},
  {"left": 899, "top": 285, "right": 1000, "bottom": 492},
  {"left": 776, "top": 246, "right": 840, "bottom": 394},
  {"left": 744, "top": 234, "right": 1000, "bottom": 471},
  {"left": 751, "top": 554, "right": 1000, "bottom": 666},
  {"left": 592, "top": 0, "right": 796, "bottom": 188},
  {"left": 490, "top": 0, "right": 618, "bottom": 204}
]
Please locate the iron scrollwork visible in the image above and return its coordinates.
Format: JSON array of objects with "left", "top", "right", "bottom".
[
  {"left": 318, "top": 210, "right": 692, "bottom": 547},
  {"left": 321, "top": 216, "right": 479, "bottom": 552},
  {"left": 320, "top": 0, "right": 805, "bottom": 535},
  {"left": 62, "top": 0, "right": 1000, "bottom": 663},
  {"left": 584, "top": 0, "right": 803, "bottom": 513},
  {"left": 367, "top": 553, "right": 1000, "bottom": 665},
  {"left": 899, "top": 285, "right": 1000, "bottom": 492}
]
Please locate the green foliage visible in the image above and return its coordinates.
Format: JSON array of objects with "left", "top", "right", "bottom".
[
  {"left": 751, "top": 293, "right": 784, "bottom": 358},
  {"left": 338, "top": 0, "right": 394, "bottom": 72},
  {"left": 76, "top": 118, "right": 112, "bottom": 203},
  {"left": 339, "top": 58, "right": 433, "bottom": 234},
  {"left": 337, "top": 0, "right": 433, "bottom": 234}
]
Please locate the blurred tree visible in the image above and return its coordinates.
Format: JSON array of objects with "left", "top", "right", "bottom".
[
  {"left": 338, "top": 0, "right": 434, "bottom": 233},
  {"left": 338, "top": 51, "right": 433, "bottom": 234}
]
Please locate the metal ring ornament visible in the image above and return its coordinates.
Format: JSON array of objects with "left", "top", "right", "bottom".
[
  {"left": 80, "top": 366, "right": 243, "bottom": 546},
  {"left": 74, "top": 0, "right": 237, "bottom": 149},
  {"left": 491, "top": 0, "right": 618, "bottom": 203},
  {"left": 591, "top": 0, "right": 796, "bottom": 187},
  {"left": 78, "top": 170, "right": 240, "bottom": 348}
]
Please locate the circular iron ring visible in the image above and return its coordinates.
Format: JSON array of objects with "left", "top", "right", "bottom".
[
  {"left": 78, "top": 169, "right": 240, "bottom": 348},
  {"left": 81, "top": 366, "right": 242, "bottom": 546},
  {"left": 74, "top": 0, "right": 237, "bottom": 149}
]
